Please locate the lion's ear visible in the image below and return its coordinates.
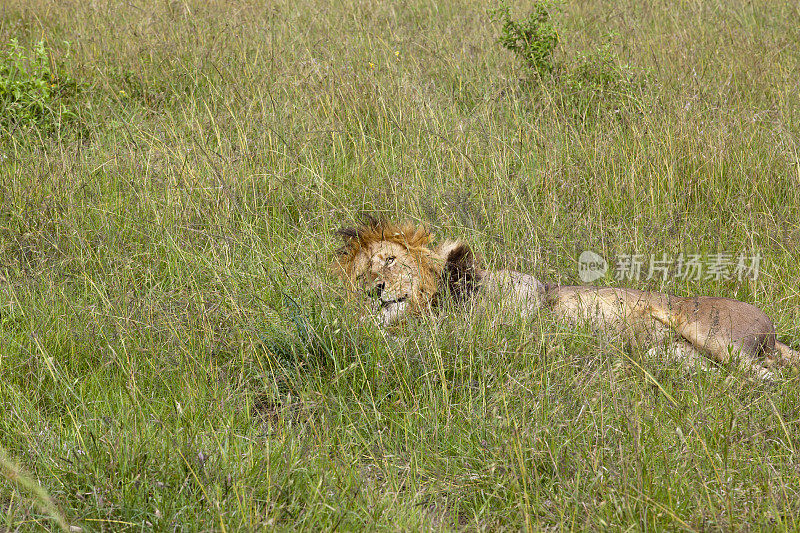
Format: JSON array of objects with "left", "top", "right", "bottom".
[{"left": 437, "top": 240, "right": 481, "bottom": 302}]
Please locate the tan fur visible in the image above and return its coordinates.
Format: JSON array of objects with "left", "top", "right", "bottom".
[
  {"left": 541, "top": 286, "right": 779, "bottom": 379},
  {"left": 332, "top": 219, "right": 799, "bottom": 379}
]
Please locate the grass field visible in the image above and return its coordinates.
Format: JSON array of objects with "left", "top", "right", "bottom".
[{"left": 1, "top": 0, "right": 800, "bottom": 530}]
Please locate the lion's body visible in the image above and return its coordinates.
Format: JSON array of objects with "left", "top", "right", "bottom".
[
  {"left": 549, "top": 286, "right": 775, "bottom": 357},
  {"left": 333, "top": 219, "right": 799, "bottom": 380}
]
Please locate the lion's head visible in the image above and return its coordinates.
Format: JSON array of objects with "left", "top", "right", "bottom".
[{"left": 331, "top": 217, "right": 480, "bottom": 325}]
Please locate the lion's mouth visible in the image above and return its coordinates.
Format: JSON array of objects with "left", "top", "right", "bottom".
[{"left": 379, "top": 296, "right": 407, "bottom": 308}]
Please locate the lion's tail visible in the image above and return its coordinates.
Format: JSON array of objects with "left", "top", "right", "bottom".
[
  {"left": 775, "top": 341, "right": 800, "bottom": 367},
  {"left": 648, "top": 304, "right": 674, "bottom": 329},
  {"left": 647, "top": 303, "right": 703, "bottom": 348}
]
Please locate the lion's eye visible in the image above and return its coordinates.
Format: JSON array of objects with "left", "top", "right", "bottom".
[{"left": 386, "top": 256, "right": 396, "bottom": 266}]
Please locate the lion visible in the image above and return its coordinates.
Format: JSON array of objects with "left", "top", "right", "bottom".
[{"left": 331, "top": 217, "right": 800, "bottom": 380}]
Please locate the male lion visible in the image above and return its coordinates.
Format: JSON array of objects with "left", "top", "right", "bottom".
[{"left": 331, "top": 217, "right": 799, "bottom": 380}]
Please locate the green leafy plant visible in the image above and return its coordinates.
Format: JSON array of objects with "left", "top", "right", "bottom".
[
  {"left": 491, "top": 3, "right": 645, "bottom": 122},
  {"left": 491, "top": 1, "right": 559, "bottom": 76},
  {"left": 0, "top": 39, "right": 79, "bottom": 132}
]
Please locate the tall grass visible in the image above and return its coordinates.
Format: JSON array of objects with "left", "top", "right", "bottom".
[{"left": 1, "top": 0, "right": 799, "bottom": 530}]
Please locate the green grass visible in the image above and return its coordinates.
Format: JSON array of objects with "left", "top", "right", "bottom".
[{"left": 1, "top": 0, "right": 800, "bottom": 530}]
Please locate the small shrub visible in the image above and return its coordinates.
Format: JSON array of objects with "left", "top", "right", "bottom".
[
  {"left": 491, "top": 1, "right": 559, "bottom": 76},
  {"left": 0, "top": 39, "right": 80, "bottom": 132}
]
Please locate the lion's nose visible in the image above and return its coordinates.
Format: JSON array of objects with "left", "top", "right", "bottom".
[{"left": 367, "top": 282, "right": 385, "bottom": 299}]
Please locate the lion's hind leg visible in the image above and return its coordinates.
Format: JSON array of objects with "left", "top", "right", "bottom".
[
  {"left": 647, "top": 341, "right": 776, "bottom": 381},
  {"left": 646, "top": 340, "right": 716, "bottom": 373}
]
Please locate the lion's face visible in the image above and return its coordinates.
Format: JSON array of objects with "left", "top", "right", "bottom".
[
  {"left": 348, "top": 239, "right": 435, "bottom": 325},
  {"left": 332, "top": 218, "right": 479, "bottom": 326}
]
